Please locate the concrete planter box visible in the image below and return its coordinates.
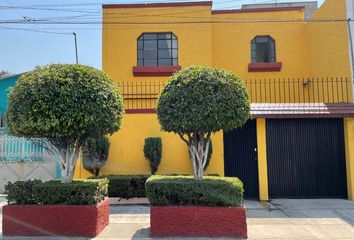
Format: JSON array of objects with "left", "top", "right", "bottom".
[
  {"left": 2, "top": 197, "right": 110, "bottom": 237},
  {"left": 150, "top": 205, "right": 247, "bottom": 238}
]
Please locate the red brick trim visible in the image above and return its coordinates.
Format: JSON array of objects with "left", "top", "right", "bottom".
[
  {"left": 212, "top": 6, "right": 304, "bottom": 14},
  {"left": 248, "top": 62, "right": 282, "bottom": 72},
  {"left": 103, "top": 2, "right": 212, "bottom": 9},
  {"left": 133, "top": 66, "right": 181, "bottom": 76},
  {"left": 150, "top": 206, "right": 247, "bottom": 238},
  {"left": 125, "top": 109, "right": 156, "bottom": 114},
  {"left": 3, "top": 198, "right": 110, "bottom": 238}
]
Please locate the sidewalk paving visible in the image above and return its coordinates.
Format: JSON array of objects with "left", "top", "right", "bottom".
[{"left": 0, "top": 198, "right": 353, "bottom": 239}]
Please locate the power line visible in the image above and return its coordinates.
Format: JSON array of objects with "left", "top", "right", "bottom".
[{"left": 0, "top": 26, "right": 72, "bottom": 35}]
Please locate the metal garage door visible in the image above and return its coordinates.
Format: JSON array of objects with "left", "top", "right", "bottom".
[
  {"left": 266, "top": 118, "right": 347, "bottom": 198},
  {"left": 224, "top": 120, "right": 259, "bottom": 199}
]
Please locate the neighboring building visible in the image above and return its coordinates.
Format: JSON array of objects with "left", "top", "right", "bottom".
[
  {"left": 0, "top": 74, "right": 59, "bottom": 192},
  {"left": 76, "top": 0, "right": 354, "bottom": 201},
  {"left": 241, "top": 1, "right": 318, "bottom": 19}
]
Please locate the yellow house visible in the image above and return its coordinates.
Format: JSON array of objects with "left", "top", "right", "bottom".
[{"left": 75, "top": 0, "right": 354, "bottom": 201}]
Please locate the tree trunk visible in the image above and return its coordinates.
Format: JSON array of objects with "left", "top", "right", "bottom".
[
  {"left": 59, "top": 144, "right": 81, "bottom": 183},
  {"left": 179, "top": 132, "right": 211, "bottom": 180}
]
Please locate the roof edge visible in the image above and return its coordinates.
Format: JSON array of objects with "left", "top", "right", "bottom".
[
  {"left": 212, "top": 6, "right": 305, "bottom": 14},
  {"left": 102, "top": 1, "right": 213, "bottom": 9}
]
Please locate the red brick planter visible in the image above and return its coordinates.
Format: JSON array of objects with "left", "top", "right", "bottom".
[
  {"left": 2, "top": 197, "right": 110, "bottom": 237},
  {"left": 150, "top": 206, "right": 247, "bottom": 238}
]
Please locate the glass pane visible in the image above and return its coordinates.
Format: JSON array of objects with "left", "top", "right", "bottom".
[
  {"left": 172, "top": 49, "right": 178, "bottom": 58},
  {"left": 158, "top": 39, "right": 171, "bottom": 49},
  {"left": 251, "top": 43, "right": 256, "bottom": 51},
  {"left": 138, "top": 40, "right": 143, "bottom": 49},
  {"left": 159, "top": 59, "right": 172, "bottom": 66},
  {"left": 158, "top": 33, "right": 171, "bottom": 39},
  {"left": 143, "top": 33, "right": 157, "bottom": 40},
  {"left": 172, "top": 34, "right": 177, "bottom": 40},
  {"left": 143, "top": 50, "right": 157, "bottom": 59},
  {"left": 144, "top": 40, "right": 157, "bottom": 50},
  {"left": 256, "top": 36, "right": 269, "bottom": 43},
  {"left": 144, "top": 59, "right": 157, "bottom": 66},
  {"left": 138, "top": 59, "right": 143, "bottom": 66},
  {"left": 256, "top": 42, "right": 269, "bottom": 62},
  {"left": 158, "top": 49, "right": 172, "bottom": 58},
  {"left": 172, "top": 39, "right": 178, "bottom": 49},
  {"left": 138, "top": 50, "right": 143, "bottom": 58},
  {"left": 172, "top": 58, "right": 178, "bottom": 66}
]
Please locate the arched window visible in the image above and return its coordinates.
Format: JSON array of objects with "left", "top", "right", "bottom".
[
  {"left": 137, "top": 32, "right": 178, "bottom": 66},
  {"left": 251, "top": 36, "right": 276, "bottom": 63}
]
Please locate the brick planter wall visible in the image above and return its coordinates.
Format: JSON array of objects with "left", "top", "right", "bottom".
[
  {"left": 2, "top": 197, "right": 110, "bottom": 237},
  {"left": 150, "top": 206, "right": 247, "bottom": 238}
]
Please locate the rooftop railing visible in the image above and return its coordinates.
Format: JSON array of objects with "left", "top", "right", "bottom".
[{"left": 118, "top": 77, "right": 353, "bottom": 111}]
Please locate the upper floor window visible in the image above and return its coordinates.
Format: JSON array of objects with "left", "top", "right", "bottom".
[
  {"left": 251, "top": 36, "right": 276, "bottom": 63},
  {"left": 137, "top": 33, "right": 178, "bottom": 66}
]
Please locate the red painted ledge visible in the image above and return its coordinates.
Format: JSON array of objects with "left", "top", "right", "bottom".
[
  {"left": 133, "top": 66, "right": 181, "bottom": 77},
  {"left": 150, "top": 206, "right": 247, "bottom": 238},
  {"left": 248, "top": 62, "right": 282, "bottom": 72},
  {"left": 103, "top": 1, "right": 212, "bottom": 8},
  {"left": 125, "top": 109, "right": 156, "bottom": 114},
  {"left": 3, "top": 198, "right": 110, "bottom": 237}
]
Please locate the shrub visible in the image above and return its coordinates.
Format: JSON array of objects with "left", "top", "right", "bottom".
[
  {"left": 91, "top": 175, "right": 149, "bottom": 199},
  {"left": 33, "top": 179, "right": 108, "bottom": 205},
  {"left": 5, "top": 179, "right": 42, "bottom": 205},
  {"left": 145, "top": 175, "right": 244, "bottom": 207},
  {"left": 144, "top": 137, "right": 162, "bottom": 174},
  {"left": 4, "top": 179, "right": 108, "bottom": 205},
  {"left": 157, "top": 66, "right": 250, "bottom": 179},
  {"left": 82, "top": 135, "right": 110, "bottom": 177},
  {"left": 5, "top": 64, "right": 124, "bottom": 183}
]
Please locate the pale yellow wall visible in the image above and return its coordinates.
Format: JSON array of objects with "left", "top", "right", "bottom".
[
  {"left": 344, "top": 118, "right": 354, "bottom": 200},
  {"left": 75, "top": 113, "right": 224, "bottom": 177},
  {"left": 256, "top": 118, "right": 269, "bottom": 201}
]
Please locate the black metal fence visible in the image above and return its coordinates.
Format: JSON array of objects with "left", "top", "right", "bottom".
[{"left": 118, "top": 77, "right": 353, "bottom": 110}]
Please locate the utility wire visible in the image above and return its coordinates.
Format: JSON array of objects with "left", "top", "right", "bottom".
[
  {"left": 5, "top": 0, "right": 31, "bottom": 21},
  {"left": 0, "top": 26, "right": 72, "bottom": 35}
]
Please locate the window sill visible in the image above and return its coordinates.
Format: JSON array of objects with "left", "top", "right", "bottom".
[
  {"left": 133, "top": 66, "right": 181, "bottom": 76},
  {"left": 248, "top": 62, "right": 282, "bottom": 72}
]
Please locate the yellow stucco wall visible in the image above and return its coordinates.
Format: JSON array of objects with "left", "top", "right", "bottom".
[
  {"left": 256, "top": 118, "right": 269, "bottom": 201},
  {"left": 75, "top": 0, "right": 354, "bottom": 184},
  {"left": 344, "top": 118, "right": 354, "bottom": 200}
]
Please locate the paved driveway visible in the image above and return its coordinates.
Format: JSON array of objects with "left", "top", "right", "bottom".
[{"left": 0, "top": 198, "right": 353, "bottom": 239}]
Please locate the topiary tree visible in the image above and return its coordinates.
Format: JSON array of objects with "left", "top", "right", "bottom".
[
  {"left": 5, "top": 64, "right": 124, "bottom": 183},
  {"left": 144, "top": 137, "right": 162, "bottom": 175},
  {"left": 157, "top": 66, "right": 250, "bottom": 180},
  {"left": 82, "top": 135, "right": 110, "bottom": 177}
]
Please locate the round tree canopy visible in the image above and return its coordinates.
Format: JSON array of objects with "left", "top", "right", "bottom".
[
  {"left": 157, "top": 66, "right": 250, "bottom": 134},
  {"left": 5, "top": 64, "right": 124, "bottom": 139}
]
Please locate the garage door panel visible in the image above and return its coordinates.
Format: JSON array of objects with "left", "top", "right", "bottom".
[{"left": 267, "top": 119, "right": 347, "bottom": 198}]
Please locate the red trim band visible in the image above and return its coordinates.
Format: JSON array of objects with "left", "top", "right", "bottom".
[
  {"left": 103, "top": 2, "right": 212, "bottom": 9},
  {"left": 133, "top": 66, "right": 181, "bottom": 76},
  {"left": 248, "top": 62, "right": 282, "bottom": 72},
  {"left": 212, "top": 6, "right": 304, "bottom": 14},
  {"left": 125, "top": 109, "right": 156, "bottom": 114}
]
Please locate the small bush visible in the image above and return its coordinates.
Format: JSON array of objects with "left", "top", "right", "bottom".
[
  {"left": 145, "top": 175, "right": 244, "bottom": 207},
  {"left": 144, "top": 137, "right": 162, "bottom": 174},
  {"left": 5, "top": 179, "right": 42, "bottom": 205},
  {"left": 33, "top": 179, "right": 108, "bottom": 205},
  {"left": 82, "top": 135, "right": 110, "bottom": 177},
  {"left": 91, "top": 175, "right": 149, "bottom": 199}
]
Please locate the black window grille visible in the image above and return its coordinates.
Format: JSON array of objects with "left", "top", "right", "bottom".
[
  {"left": 251, "top": 36, "right": 276, "bottom": 63},
  {"left": 137, "top": 32, "right": 178, "bottom": 66}
]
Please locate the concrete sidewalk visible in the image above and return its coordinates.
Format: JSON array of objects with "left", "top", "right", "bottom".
[{"left": 1, "top": 199, "right": 354, "bottom": 239}]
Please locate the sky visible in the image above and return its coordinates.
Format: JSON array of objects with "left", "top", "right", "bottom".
[{"left": 0, "top": 0, "right": 325, "bottom": 74}]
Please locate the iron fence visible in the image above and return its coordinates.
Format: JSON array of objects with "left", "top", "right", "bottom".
[{"left": 118, "top": 77, "right": 353, "bottom": 110}]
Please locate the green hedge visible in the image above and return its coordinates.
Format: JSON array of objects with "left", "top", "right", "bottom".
[
  {"left": 5, "top": 179, "right": 108, "bottom": 205},
  {"left": 91, "top": 175, "right": 149, "bottom": 199},
  {"left": 145, "top": 175, "right": 244, "bottom": 207}
]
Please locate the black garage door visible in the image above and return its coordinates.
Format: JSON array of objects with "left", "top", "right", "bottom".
[
  {"left": 224, "top": 120, "right": 259, "bottom": 199},
  {"left": 267, "top": 118, "right": 347, "bottom": 198}
]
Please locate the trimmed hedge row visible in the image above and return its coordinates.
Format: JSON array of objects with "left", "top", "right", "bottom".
[
  {"left": 5, "top": 179, "right": 108, "bottom": 205},
  {"left": 90, "top": 175, "right": 149, "bottom": 199},
  {"left": 145, "top": 175, "right": 244, "bottom": 207}
]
